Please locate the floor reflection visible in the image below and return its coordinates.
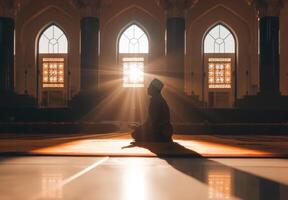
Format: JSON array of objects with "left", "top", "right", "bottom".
[
  {"left": 168, "top": 158, "right": 287, "bottom": 200},
  {"left": 41, "top": 173, "right": 63, "bottom": 199},
  {"left": 127, "top": 142, "right": 288, "bottom": 200},
  {"left": 122, "top": 159, "right": 147, "bottom": 200},
  {"left": 208, "top": 169, "right": 232, "bottom": 199}
]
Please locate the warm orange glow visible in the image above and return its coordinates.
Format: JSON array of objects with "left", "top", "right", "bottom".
[
  {"left": 42, "top": 58, "right": 64, "bottom": 88},
  {"left": 30, "top": 134, "right": 271, "bottom": 157},
  {"left": 208, "top": 58, "right": 231, "bottom": 89},
  {"left": 123, "top": 57, "right": 144, "bottom": 88}
]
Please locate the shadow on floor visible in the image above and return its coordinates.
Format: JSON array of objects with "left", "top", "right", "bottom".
[{"left": 123, "top": 141, "right": 288, "bottom": 200}]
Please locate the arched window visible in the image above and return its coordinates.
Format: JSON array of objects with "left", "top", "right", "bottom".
[
  {"left": 38, "top": 24, "right": 68, "bottom": 107},
  {"left": 39, "top": 25, "right": 68, "bottom": 54},
  {"left": 118, "top": 24, "right": 149, "bottom": 87},
  {"left": 203, "top": 24, "right": 236, "bottom": 108},
  {"left": 204, "top": 24, "right": 235, "bottom": 53}
]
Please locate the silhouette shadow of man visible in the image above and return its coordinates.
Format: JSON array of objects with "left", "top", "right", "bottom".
[
  {"left": 122, "top": 77, "right": 288, "bottom": 199},
  {"left": 131, "top": 78, "right": 173, "bottom": 143},
  {"left": 122, "top": 140, "right": 287, "bottom": 200}
]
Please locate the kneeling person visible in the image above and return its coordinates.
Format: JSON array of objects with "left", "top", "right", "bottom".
[{"left": 132, "top": 79, "right": 173, "bottom": 142}]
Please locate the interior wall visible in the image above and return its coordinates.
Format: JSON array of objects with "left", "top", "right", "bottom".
[
  {"left": 14, "top": 0, "right": 80, "bottom": 98},
  {"left": 99, "top": 0, "right": 165, "bottom": 89},
  {"left": 186, "top": 0, "right": 257, "bottom": 101},
  {"left": 0, "top": 2, "right": 3, "bottom": 15},
  {"left": 0, "top": 0, "right": 286, "bottom": 105}
]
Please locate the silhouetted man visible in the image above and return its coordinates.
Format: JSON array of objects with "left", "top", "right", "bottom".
[{"left": 131, "top": 79, "right": 173, "bottom": 142}]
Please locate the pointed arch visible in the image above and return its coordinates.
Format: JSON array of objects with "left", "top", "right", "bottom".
[
  {"left": 105, "top": 5, "right": 161, "bottom": 28},
  {"left": 117, "top": 23, "right": 149, "bottom": 88},
  {"left": 204, "top": 23, "right": 236, "bottom": 53},
  {"left": 38, "top": 24, "right": 68, "bottom": 54},
  {"left": 186, "top": 4, "right": 252, "bottom": 102},
  {"left": 118, "top": 23, "right": 149, "bottom": 54},
  {"left": 202, "top": 22, "right": 237, "bottom": 108},
  {"left": 36, "top": 23, "right": 69, "bottom": 107}
]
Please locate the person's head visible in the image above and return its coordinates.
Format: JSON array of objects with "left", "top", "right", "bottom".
[{"left": 148, "top": 79, "right": 163, "bottom": 96}]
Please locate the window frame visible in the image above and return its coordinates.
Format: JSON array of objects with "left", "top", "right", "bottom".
[
  {"left": 37, "top": 24, "right": 69, "bottom": 108},
  {"left": 204, "top": 24, "right": 236, "bottom": 54},
  {"left": 38, "top": 24, "right": 68, "bottom": 54},
  {"left": 117, "top": 24, "right": 149, "bottom": 88}
]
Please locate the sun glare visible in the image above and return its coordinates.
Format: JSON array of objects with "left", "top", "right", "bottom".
[
  {"left": 123, "top": 57, "right": 144, "bottom": 88},
  {"left": 122, "top": 159, "right": 147, "bottom": 200},
  {"left": 119, "top": 24, "right": 148, "bottom": 88}
]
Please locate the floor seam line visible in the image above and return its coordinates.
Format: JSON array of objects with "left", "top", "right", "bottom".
[{"left": 60, "top": 156, "right": 109, "bottom": 186}]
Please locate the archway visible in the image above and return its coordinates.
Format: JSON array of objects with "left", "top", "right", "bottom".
[
  {"left": 118, "top": 24, "right": 149, "bottom": 88},
  {"left": 203, "top": 23, "right": 236, "bottom": 108},
  {"left": 37, "top": 24, "right": 68, "bottom": 107}
]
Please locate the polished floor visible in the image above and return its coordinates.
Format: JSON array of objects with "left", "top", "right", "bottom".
[
  {"left": 1, "top": 133, "right": 288, "bottom": 199},
  {"left": 1, "top": 133, "right": 288, "bottom": 157},
  {"left": 0, "top": 156, "right": 288, "bottom": 200}
]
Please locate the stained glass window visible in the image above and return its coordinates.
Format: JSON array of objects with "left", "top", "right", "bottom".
[
  {"left": 42, "top": 58, "right": 64, "bottom": 88},
  {"left": 208, "top": 58, "right": 231, "bottom": 89},
  {"left": 119, "top": 24, "right": 148, "bottom": 87},
  {"left": 119, "top": 24, "right": 148, "bottom": 54},
  {"left": 204, "top": 24, "right": 235, "bottom": 53},
  {"left": 39, "top": 25, "right": 68, "bottom": 54}
]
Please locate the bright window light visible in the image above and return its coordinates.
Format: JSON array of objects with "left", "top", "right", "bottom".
[
  {"left": 39, "top": 25, "right": 68, "bottom": 54},
  {"left": 204, "top": 24, "right": 235, "bottom": 53},
  {"left": 119, "top": 24, "right": 148, "bottom": 54},
  {"left": 208, "top": 58, "right": 232, "bottom": 89},
  {"left": 42, "top": 58, "right": 64, "bottom": 88},
  {"left": 119, "top": 24, "right": 148, "bottom": 88},
  {"left": 123, "top": 58, "right": 144, "bottom": 88}
]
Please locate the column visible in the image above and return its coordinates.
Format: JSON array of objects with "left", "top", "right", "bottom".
[
  {"left": 252, "top": 0, "right": 283, "bottom": 95},
  {"left": 80, "top": 17, "right": 99, "bottom": 91},
  {"left": 0, "top": 17, "right": 14, "bottom": 92},
  {"left": 166, "top": 17, "right": 185, "bottom": 91},
  {"left": 259, "top": 16, "right": 280, "bottom": 95},
  {"left": 157, "top": 0, "right": 198, "bottom": 92}
]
